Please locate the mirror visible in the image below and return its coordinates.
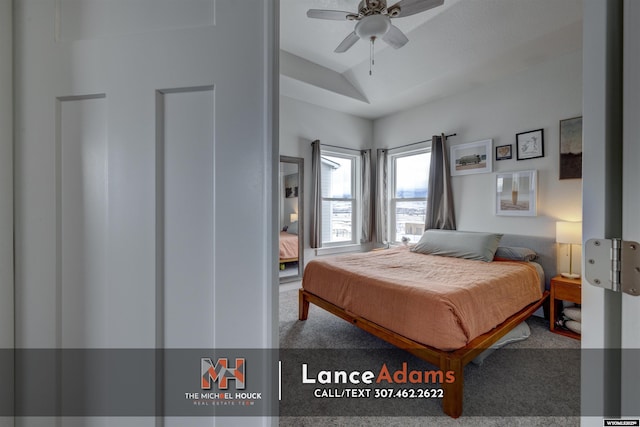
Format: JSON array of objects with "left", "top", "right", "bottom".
[{"left": 279, "top": 156, "right": 304, "bottom": 283}]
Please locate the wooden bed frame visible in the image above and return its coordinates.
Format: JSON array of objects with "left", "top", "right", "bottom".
[
  {"left": 299, "top": 288, "right": 549, "bottom": 418},
  {"left": 279, "top": 257, "right": 298, "bottom": 271}
]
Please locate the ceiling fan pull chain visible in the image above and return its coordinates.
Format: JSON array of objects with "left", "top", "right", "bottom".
[{"left": 372, "top": 37, "right": 375, "bottom": 66}]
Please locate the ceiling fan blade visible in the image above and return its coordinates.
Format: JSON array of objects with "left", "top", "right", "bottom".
[
  {"left": 334, "top": 31, "right": 360, "bottom": 53},
  {"left": 389, "top": 0, "right": 444, "bottom": 18},
  {"left": 307, "top": 9, "right": 354, "bottom": 21},
  {"left": 382, "top": 25, "right": 409, "bottom": 49}
]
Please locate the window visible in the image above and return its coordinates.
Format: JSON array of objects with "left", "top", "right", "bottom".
[
  {"left": 390, "top": 148, "right": 430, "bottom": 243},
  {"left": 321, "top": 151, "right": 359, "bottom": 246}
]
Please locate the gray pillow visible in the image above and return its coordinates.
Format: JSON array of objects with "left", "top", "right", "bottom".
[
  {"left": 565, "top": 320, "right": 581, "bottom": 335},
  {"left": 411, "top": 230, "right": 503, "bottom": 262},
  {"left": 494, "top": 246, "right": 538, "bottom": 261},
  {"left": 471, "top": 321, "right": 531, "bottom": 365},
  {"left": 563, "top": 306, "right": 581, "bottom": 322},
  {"left": 287, "top": 221, "right": 298, "bottom": 235}
]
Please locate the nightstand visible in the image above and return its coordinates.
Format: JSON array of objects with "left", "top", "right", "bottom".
[{"left": 550, "top": 275, "right": 581, "bottom": 340}]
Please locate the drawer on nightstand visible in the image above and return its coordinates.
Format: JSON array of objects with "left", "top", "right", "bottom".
[{"left": 553, "top": 282, "right": 581, "bottom": 302}]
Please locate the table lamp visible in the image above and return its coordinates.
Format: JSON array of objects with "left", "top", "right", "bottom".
[
  {"left": 290, "top": 213, "right": 298, "bottom": 223},
  {"left": 556, "top": 221, "right": 582, "bottom": 279}
]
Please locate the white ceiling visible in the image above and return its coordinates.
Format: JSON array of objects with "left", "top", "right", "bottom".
[{"left": 280, "top": 0, "right": 583, "bottom": 120}]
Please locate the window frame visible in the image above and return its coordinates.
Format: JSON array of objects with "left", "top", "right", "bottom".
[
  {"left": 320, "top": 148, "right": 360, "bottom": 247},
  {"left": 389, "top": 146, "right": 431, "bottom": 244}
]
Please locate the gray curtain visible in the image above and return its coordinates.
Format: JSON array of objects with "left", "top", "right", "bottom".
[
  {"left": 425, "top": 134, "right": 456, "bottom": 230},
  {"left": 360, "top": 149, "right": 372, "bottom": 243},
  {"left": 375, "top": 149, "right": 389, "bottom": 243},
  {"left": 310, "top": 140, "right": 322, "bottom": 248}
]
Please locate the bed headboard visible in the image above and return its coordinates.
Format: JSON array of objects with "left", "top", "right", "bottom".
[{"left": 500, "top": 234, "right": 557, "bottom": 290}]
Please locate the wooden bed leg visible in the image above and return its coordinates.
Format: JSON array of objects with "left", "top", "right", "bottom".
[
  {"left": 441, "top": 355, "right": 463, "bottom": 418},
  {"left": 298, "top": 289, "right": 309, "bottom": 320}
]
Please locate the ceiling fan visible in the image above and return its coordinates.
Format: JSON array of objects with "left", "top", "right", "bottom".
[{"left": 307, "top": 0, "right": 445, "bottom": 54}]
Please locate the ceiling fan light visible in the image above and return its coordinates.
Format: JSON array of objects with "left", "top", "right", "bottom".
[{"left": 355, "top": 15, "right": 391, "bottom": 39}]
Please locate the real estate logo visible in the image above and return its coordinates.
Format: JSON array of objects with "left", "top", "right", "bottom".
[
  {"left": 184, "top": 356, "right": 262, "bottom": 408},
  {"left": 201, "top": 357, "right": 246, "bottom": 390}
]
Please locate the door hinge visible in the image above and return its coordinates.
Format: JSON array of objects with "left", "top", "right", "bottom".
[{"left": 585, "top": 238, "right": 640, "bottom": 296}]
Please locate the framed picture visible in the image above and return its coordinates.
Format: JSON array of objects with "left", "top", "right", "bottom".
[
  {"left": 284, "top": 173, "right": 299, "bottom": 198},
  {"left": 495, "top": 144, "right": 512, "bottom": 161},
  {"left": 450, "top": 139, "right": 492, "bottom": 176},
  {"left": 495, "top": 170, "right": 537, "bottom": 216},
  {"left": 559, "top": 116, "right": 582, "bottom": 179},
  {"left": 516, "top": 129, "right": 544, "bottom": 160}
]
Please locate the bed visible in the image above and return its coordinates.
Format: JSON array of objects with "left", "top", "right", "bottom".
[
  {"left": 298, "top": 230, "right": 551, "bottom": 418},
  {"left": 279, "top": 230, "right": 299, "bottom": 264}
]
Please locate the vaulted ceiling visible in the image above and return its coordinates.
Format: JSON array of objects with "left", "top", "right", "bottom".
[{"left": 280, "top": 0, "right": 583, "bottom": 120}]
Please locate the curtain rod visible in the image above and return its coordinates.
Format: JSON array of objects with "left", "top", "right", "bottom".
[
  {"left": 383, "top": 133, "right": 457, "bottom": 152},
  {"left": 311, "top": 133, "right": 456, "bottom": 153},
  {"left": 312, "top": 142, "right": 369, "bottom": 153}
]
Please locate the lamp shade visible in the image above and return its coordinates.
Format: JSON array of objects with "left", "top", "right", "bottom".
[
  {"left": 556, "top": 221, "right": 582, "bottom": 245},
  {"left": 290, "top": 213, "right": 298, "bottom": 223}
]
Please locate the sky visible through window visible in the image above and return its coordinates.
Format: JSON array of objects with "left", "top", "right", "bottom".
[
  {"left": 394, "top": 151, "right": 430, "bottom": 243},
  {"left": 322, "top": 154, "right": 354, "bottom": 243},
  {"left": 396, "top": 152, "right": 429, "bottom": 198},
  {"left": 323, "top": 155, "right": 352, "bottom": 198}
]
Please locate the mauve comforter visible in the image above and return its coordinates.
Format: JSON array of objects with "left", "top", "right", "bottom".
[
  {"left": 279, "top": 231, "right": 299, "bottom": 260},
  {"left": 302, "top": 246, "right": 542, "bottom": 351}
]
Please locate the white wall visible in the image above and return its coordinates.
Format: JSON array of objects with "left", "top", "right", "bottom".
[
  {"left": 374, "top": 51, "right": 583, "bottom": 239},
  {"left": 280, "top": 95, "right": 374, "bottom": 264}
]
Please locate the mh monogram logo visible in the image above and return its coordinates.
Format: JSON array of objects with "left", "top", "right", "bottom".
[{"left": 201, "top": 357, "right": 246, "bottom": 390}]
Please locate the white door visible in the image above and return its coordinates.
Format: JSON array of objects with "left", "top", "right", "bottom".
[
  {"left": 582, "top": 0, "right": 640, "bottom": 425},
  {"left": 13, "top": 1, "right": 277, "bottom": 426}
]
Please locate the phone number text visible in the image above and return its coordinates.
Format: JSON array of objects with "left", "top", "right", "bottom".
[{"left": 313, "top": 388, "right": 444, "bottom": 399}]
